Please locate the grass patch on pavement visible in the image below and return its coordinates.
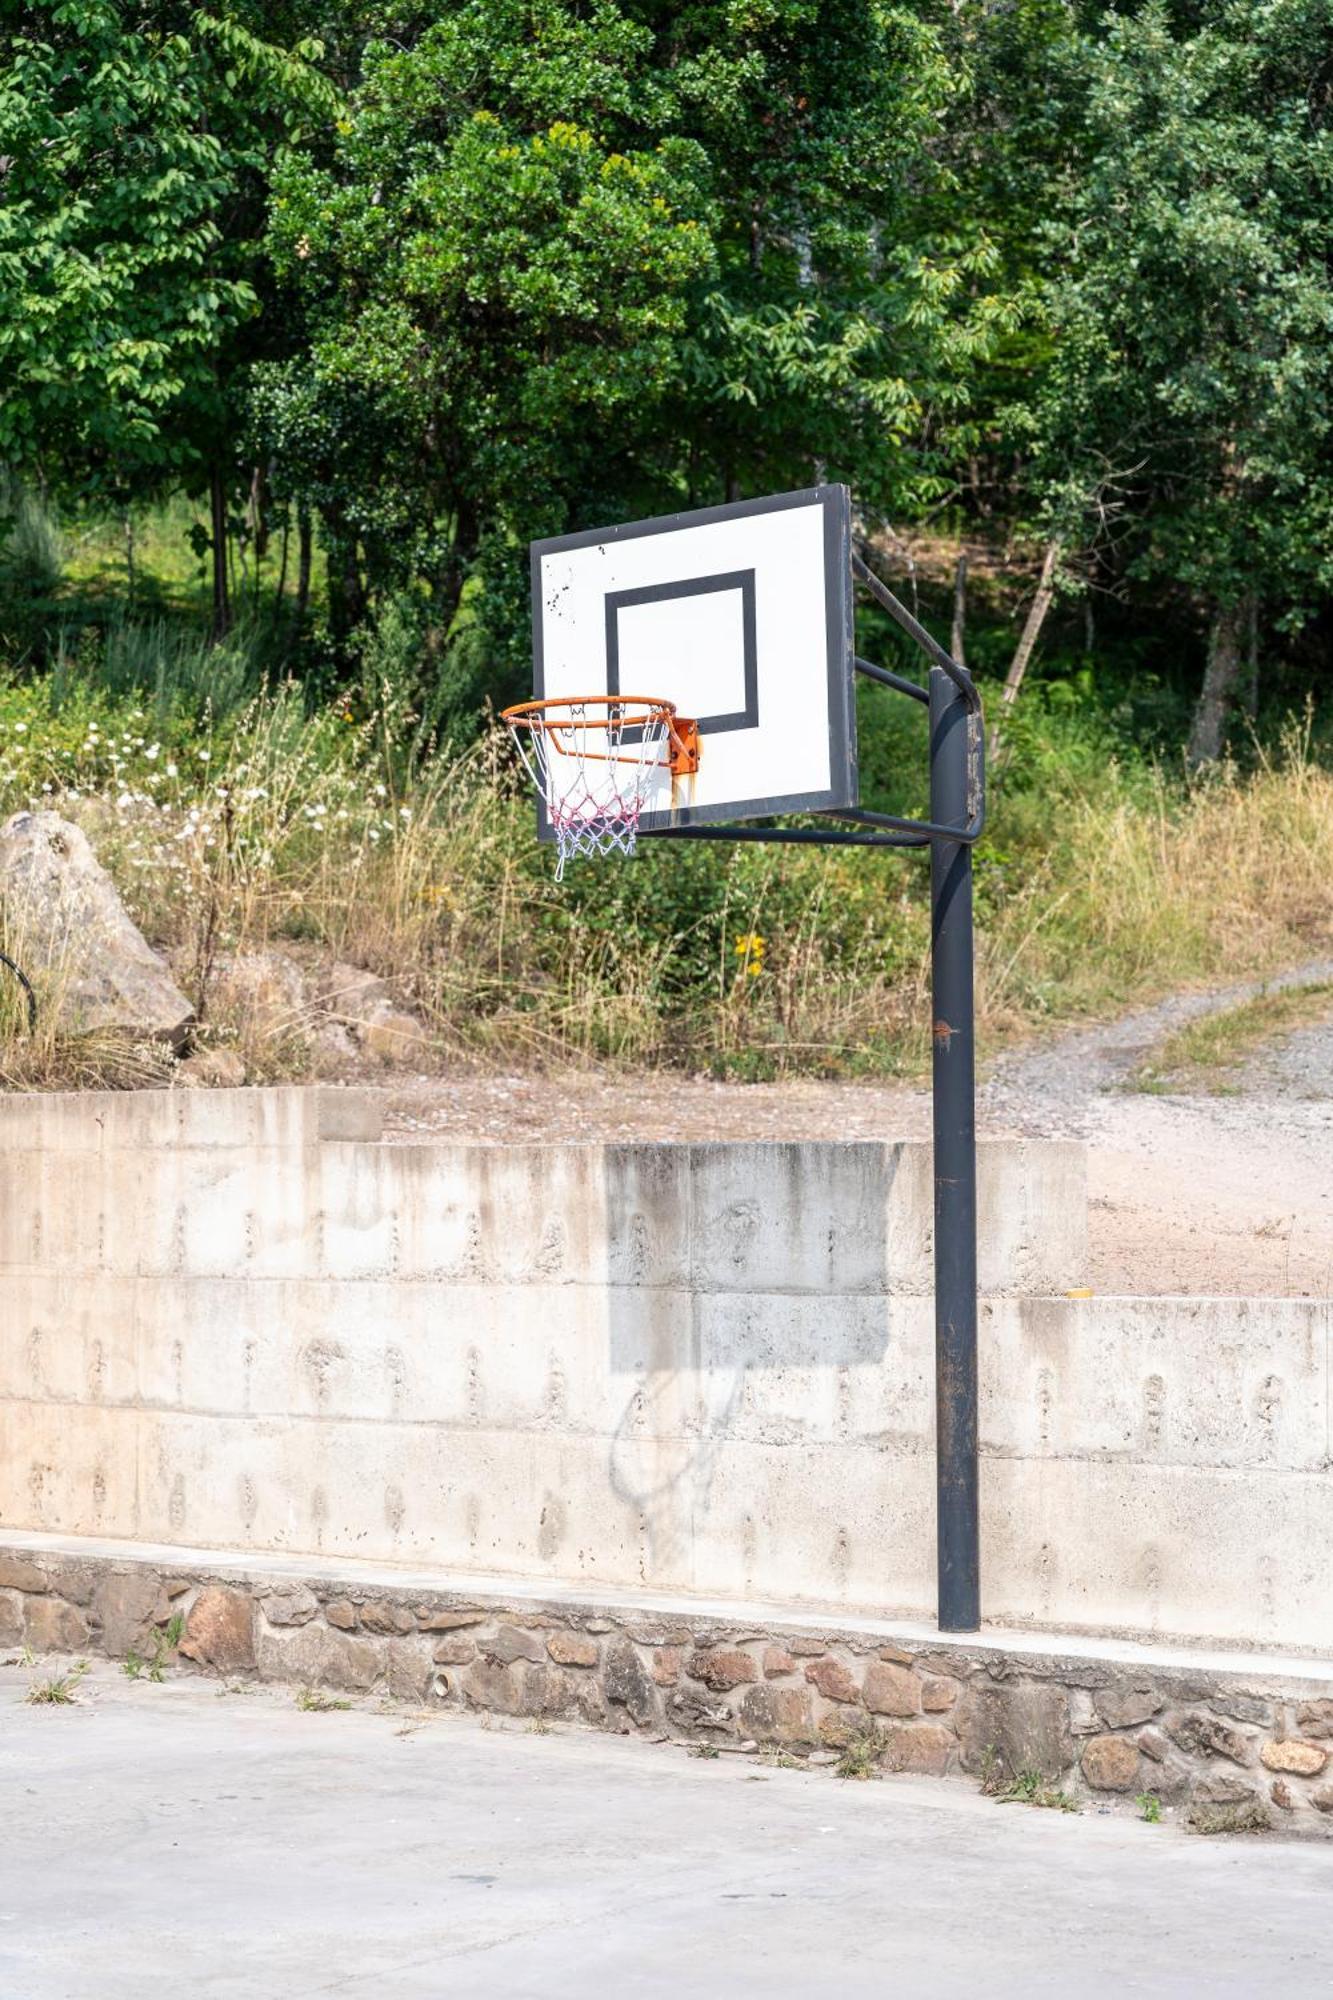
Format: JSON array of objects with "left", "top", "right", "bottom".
[{"left": 1132, "top": 983, "right": 1333, "bottom": 1094}]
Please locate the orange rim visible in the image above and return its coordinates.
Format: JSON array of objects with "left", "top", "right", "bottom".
[{"left": 502, "top": 696, "right": 700, "bottom": 777}]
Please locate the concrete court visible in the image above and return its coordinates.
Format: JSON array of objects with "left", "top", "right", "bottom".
[{"left": 2, "top": 1668, "right": 1331, "bottom": 1999}]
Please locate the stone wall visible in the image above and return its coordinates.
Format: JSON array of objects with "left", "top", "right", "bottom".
[
  {"left": 3, "top": 1536, "right": 1331, "bottom": 1835},
  {"left": 1, "top": 1086, "right": 1330, "bottom": 1651}
]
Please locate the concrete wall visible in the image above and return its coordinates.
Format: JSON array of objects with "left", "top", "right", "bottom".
[{"left": 0, "top": 1087, "right": 1327, "bottom": 1653}]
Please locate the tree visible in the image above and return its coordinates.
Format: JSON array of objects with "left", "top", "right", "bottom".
[
  {"left": 0, "top": 2, "right": 338, "bottom": 633},
  {"left": 263, "top": 0, "right": 1025, "bottom": 703},
  {"left": 1022, "top": 0, "right": 1333, "bottom": 761}
]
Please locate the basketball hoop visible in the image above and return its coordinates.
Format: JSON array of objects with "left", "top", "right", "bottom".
[{"left": 502, "top": 695, "right": 700, "bottom": 879}]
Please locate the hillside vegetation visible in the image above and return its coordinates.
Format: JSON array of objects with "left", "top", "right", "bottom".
[{"left": 1, "top": 2, "right": 1331, "bottom": 1085}]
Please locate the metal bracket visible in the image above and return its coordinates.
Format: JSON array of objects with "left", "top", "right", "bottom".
[{"left": 643, "top": 550, "right": 984, "bottom": 849}]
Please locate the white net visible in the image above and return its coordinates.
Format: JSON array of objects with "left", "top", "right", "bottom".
[{"left": 504, "top": 699, "right": 674, "bottom": 880}]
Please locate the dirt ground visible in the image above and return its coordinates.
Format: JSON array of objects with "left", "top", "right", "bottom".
[{"left": 381, "top": 962, "right": 1333, "bottom": 1298}]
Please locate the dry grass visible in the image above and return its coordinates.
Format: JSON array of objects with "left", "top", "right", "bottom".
[{"left": 2, "top": 690, "right": 1332, "bottom": 1087}]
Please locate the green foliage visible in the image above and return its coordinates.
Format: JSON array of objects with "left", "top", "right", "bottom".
[
  {"left": 1026, "top": 0, "right": 1333, "bottom": 618},
  {"left": 3, "top": 0, "right": 1333, "bottom": 774},
  {"left": 0, "top": 4, "right": 338, "bottom": 501}
]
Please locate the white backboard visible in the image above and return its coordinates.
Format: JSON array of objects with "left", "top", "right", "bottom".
[{"left": 530, "top": 485, "right": 857, "bottom": 833}]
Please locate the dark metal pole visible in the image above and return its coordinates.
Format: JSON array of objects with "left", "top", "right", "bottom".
[{"left": 929, "top": 663, "right": 980, "bottom": 1632}]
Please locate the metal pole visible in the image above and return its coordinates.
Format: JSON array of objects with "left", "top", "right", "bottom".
[{"left": 929, "top": 663, "right": 980, "bottom": 1632}]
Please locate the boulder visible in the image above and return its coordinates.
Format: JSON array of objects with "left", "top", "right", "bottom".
[{"left": 0, "top": 811, "right": 193, "bottom": 1042}]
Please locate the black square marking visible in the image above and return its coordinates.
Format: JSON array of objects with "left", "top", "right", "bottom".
[{"left": 604, "top": 570, "right": 758, "bottom": 735}]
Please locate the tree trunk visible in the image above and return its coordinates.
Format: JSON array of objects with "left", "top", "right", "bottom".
[
  {"left": 950, "top": 551, "right": 967, "bottom": 669},
  {"left": 210, "top": 464, "right": 231, "bottom": 641},
  {"left": 989, "top": 539, "right": 1061, "bottom": 761},
  {"left": 271, "top": 507, "right": 290, "bottom": 630},
  {"left": 295, "top": 506, "right": 313, "bottom": 625},
  {"left": 1187, "top": 599, "right": 1249, "bottom": 767},
  {"left": 1242, "top": 596, "right": 1259, "bottom": 719}
]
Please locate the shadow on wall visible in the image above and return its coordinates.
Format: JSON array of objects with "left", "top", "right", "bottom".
[{"left": 603, "top": 1143, "right": 925, "bottom": 1603}]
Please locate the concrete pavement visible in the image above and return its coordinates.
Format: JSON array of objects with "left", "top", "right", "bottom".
[{"left": 1, "top": 1663, "right": 1330, "bottom": 1998}]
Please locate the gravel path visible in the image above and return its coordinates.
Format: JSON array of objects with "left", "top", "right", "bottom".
[{"left": 381, "top": 962, "right": 1333, "bottom": 1297}]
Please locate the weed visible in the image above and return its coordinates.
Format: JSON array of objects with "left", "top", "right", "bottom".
[
  {"left": 295, "top": 1686, "right": 351, "bottom": 1713},
  {"left": 1137, "top": 1791, "right": 1163, "bottom": 1823},
  {"left": 688, "top": 1742, "right": 721, "bottom": 1760},
  {"left": 1132, "top": 982, "right": 1333, "bottom": 1094},
  {"left": 1187, "top": 1800, "right": 1271, "bottom": 1836},
  {"left": 759, "top": 1747, "right": 805, "bottom": 1770},
  {"left": 835, "top": 1726, "right": 890, "bottom": 1781},
  {"left": 525, "top": 1716, "right": 552, "bottom": 1736},
  {"left": 978, "top": 1744, "right": 1005, "bottom": 1796},
  {"left": 123, "top": 1613, "right": 185, "bottom": 1684},
  {"left": 26, "top": 1659, "right": 90, "bottom": 1705},
  {"left": 993, "top": 1768, "right": 1079, "bottom": 1813}
]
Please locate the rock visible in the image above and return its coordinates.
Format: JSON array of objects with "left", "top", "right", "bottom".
[
  {"left": 180, "top": 1587, "right": 254, "bottom": 1674},
  {"left": 416, "top": 1608, "right": 487, "bottom": 1631},
  {"left": 175, "top": 1047, "right": 246, "bottom": 1088},
  {"left": 1166, "top": 1711, "right": 1254, "bottom": 1766},
  {"left": 688, "top": 1648, "right": 759, "bottom": 1692},
  {"left": 605, "top": 1640, "right": 659, "bottom": 1727},
  {"left": 1092, "top": 1685, "right": 1160, "bottom": 1730},
  {"left": 0, "top": 1591, "right": 23, "bottom": 1646},
  {"left": 255, "top": 1619, "right": 383, "bottom": 1692},
  {"left": 739, "top": 1684, "right": 816, "bottom": 1746},
  {"left": 1190, "top": 1773, "right": 1260, "bottom": 1807},
  {"left": 362, "top": 1008, "right": 431, "bottom": 1063},
  {"left": 651, "top": 1646, "right": 683, "bottom": 1686},
  {"left": 547, "top": 1631, "right": 599, "bottom": 1668},
  {"left": 317, "top": 963, "right": 390, "bottom": 1021},
  {"left": 1271, "top": 1779, "right": 1296, "bottom": 1810},
  {"left": 482, "top": 1624, "right": 545, "bottom": 1666},
  {"left": 92, "top": 1570, "right": 165, "bottom": 1656},
  {"left": 359, "top": 1600, "right": 416, "bottom": 1636},
  {"left": 433, "top": 1636, "right": 476, "bottom": 1666},
  {"left": 210, "top": 950, "right": 307, "bottom": 1038},
  {"left": 956, "top": 1680, "right": 1073, "bottom": 1782},
  {"left": 52, "top": 1564, "right": 96, "bottom": 1606},
  {"left": 0, "top": 1557, "right": 47, "bottom": 1594},
  {"left": 1081, "top": 1734, "right": 1141, "bottom": 1791},
  {"left": 878, "top": 1645, "right": 914, "bottom": 1666},
  {"left": 387, "top": 1638, "right": 436, "bottom": 1702},
  {"left": 763, "top": 1647, "right": 797, "bottom": 1679},
  {"left": 1312, "top": 1785, "right": 1333, "bottom": 1813},
  {"left": 320, "top": 1629, "right": 386, "bottom": 1694},
  {"left": 1296, "top": 1700, "right": 1333, "bottom": 1740},
  {"left": 817, "top": 1707, "right": 860, "bottom": 1749},
  {"left": 1260, "top": 1739, "right": 1327, "bottom": 1776},
  {"left": 804, "top": 1656, "right": 859, "bottom": 1704},
  {"left": 521, "top": 1664, "right": 609, "bottom": 1728},
  {"left": 325, "top": 1600, "right": 358, "bottom": 1631},
  {"left": 260, "top": 1584, "right": 320, "bottom": 1628},
  {"left": 24, "top": 1595, "right": 89, "bottom": 1654},
  {"left": 1209, "top": 1692, "right": 1272, "bottom": 1727},
  {"left": 462, "top": 1658, "right": 523, "bottom": 1714},
  {"left": 0, "top": 811, "right": 193, "bottom": 1041},
  {"left": 1138, "top": 1727, "right": 1169, "bottom": 1764},
  {"left": 922, "top": 1677, "right": 960, "bottom": 1713},
  {"left": 862, "top": 1661, "right": 921, "bottom": 1718},
  {"left": 881, "top": 1724, "right": 954, "bottom": 1776},
  {"left": 667, "top": 1688, "right": 734, "bottom": 1734}
]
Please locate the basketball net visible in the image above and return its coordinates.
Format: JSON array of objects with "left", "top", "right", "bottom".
[{"left": 503, "top": 698, "right": 676, "bottom": 880}]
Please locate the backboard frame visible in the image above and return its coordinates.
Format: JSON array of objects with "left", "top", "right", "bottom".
[{"left": 529, "top": 484, "right": 857, "bottom": 839}]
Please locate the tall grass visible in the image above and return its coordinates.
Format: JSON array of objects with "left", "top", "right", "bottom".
[{"left": 0, "top": 665, "right": 1330, "bottom": 1082}]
